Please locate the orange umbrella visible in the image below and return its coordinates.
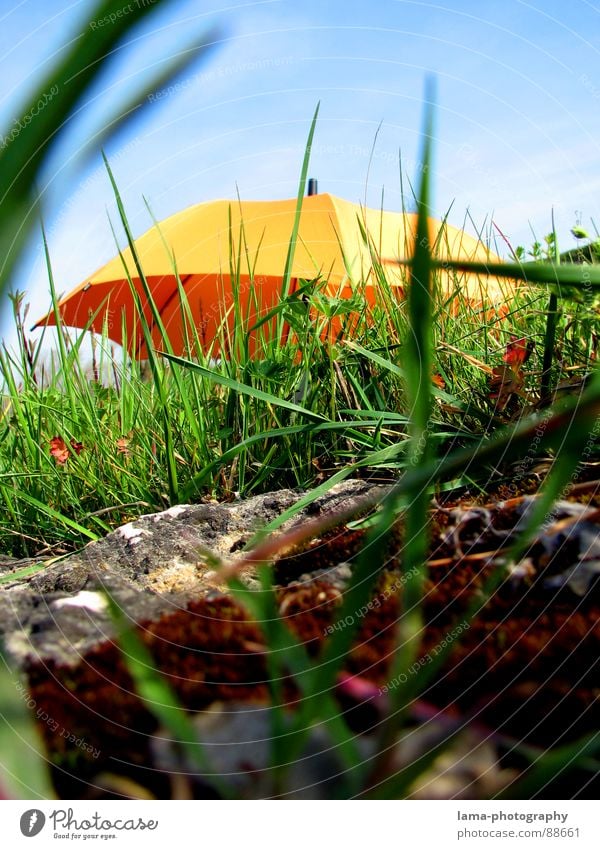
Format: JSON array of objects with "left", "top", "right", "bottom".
[{"left": 35, "top": 192, "right": 509, "bottom": 357}]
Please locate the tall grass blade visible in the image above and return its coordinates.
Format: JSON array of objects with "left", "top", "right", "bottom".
[
  {"left": 540, "top": 216, "right": 561, "bottom": 403},
  {"left": 364, "top": 84, "right": 436, "bottom": 789},
  {"left": 103, "top": 156, "right": 179, "bottom": 501},
  {"left": 500, "top": 732, "right": 600, "bottom": 799},
  {"left": 105, "top": 591, "right": 230, "bottom": 797},
  {"left": 77, "top": 27, "right": 222, "bottom": 168},
  {"left": 0, "top": 654, "right": 55, "bottom": 798},
  {"left": 428, "top": 258, "right": 600, "bottom": 287},
  {"left": 276, "top": 103, "right": 320, "bottom": 339},
  {"left": 0, "top": 0, "right": 203, "bottom": 299},
  {"left": 162, "top": 353, "right": 327, "bottom": 421}
]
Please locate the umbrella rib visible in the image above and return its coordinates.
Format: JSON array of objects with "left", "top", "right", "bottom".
[{"left": 135, "top": 272, "right": 194, "bottom": 358}]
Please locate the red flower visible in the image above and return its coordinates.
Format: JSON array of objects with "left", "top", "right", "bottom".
[
  {"left": 503, "top": 336, "right": 532, "bottom": 367},
  {"left": 49, "top": 436, "right": 69, "bottom": 465},
  {"left": 116, "top": 437, "right": 131, "bottom": 456},
  {"left": 49, "top": 436, "right": 84, "bottom": 464}
]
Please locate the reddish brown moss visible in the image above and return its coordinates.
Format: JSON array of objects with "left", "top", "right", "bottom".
[{"left": 25, "top": 512, "right": 600, "bottom": 785}]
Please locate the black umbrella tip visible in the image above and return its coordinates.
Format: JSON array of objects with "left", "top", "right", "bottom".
[{"left": 307, "top": 178, "right": 318, "bottom": 196}]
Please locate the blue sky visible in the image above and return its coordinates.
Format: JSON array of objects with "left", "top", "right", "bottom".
[{"left": 2, "top": 0, "right": 600, "bottom": 346}]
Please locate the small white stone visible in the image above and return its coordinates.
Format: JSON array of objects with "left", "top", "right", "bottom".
[
  {"left": 52, "top": 591, "right": 109, "bottom": 614},
  {"left": 117, "top": 523, "right": 152, "bottom": 544},
  {"left": 152, "top": 505, "right": 188, "bottom": 522}
]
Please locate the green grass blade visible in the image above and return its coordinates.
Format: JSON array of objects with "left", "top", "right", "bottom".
[
  {"left": 0, "top": 0, "right": 182, "bottom": 296},
  {"left": 500, "top": 732, "right": 600, "bottom": 799},
  {"left": 6, "top": 490, "right": 99, "bottom": 542},
  {"left": 103, "top": 157, "right": 179, "bottom": 501},
  {"left": 77, "top": 27, "right": 222, "bottom": 168},
  {"left": 540, "top": 215, "right": 561, "bottom": 403},
  {"left": 429, "top": 258, "right": 600, "bottom": 288},
  {"left": 0, "top": 651, "right": 55, "bottom": 799},
  {"left": 355, "top": 100, "right": 440, "bottom": 799},
  {"left": 277, "top": 103, "right": 320, "bottom": 338},
  {"left": 105, "top": 590, "right": 230, "bottom": 797},
  {"left": 162, "top": 353, "right": 327, "bottom": 422}
]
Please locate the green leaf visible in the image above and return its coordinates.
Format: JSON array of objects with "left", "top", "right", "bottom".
[
  {"left": 430, "top": 259, "right": 600, "bottom": 288},
  {"left": 76, "top": 26, "right": 222, "bottom": 167},
  {"left": 501, "top": 732, "right": 600, "bottom": 799},
  {"left": 0, "top": 0, "right": 222, "bottom": 305},
  {"left": 277, "top": 103, "right": 320, "bottom": 336},
  {"left": 162, "top": 352, "right": 327, "bottom": 422},
  {"left": 104, "top": 590, "right": 230, "bottom": 797},
  {"left": 0, "top": 652, "right": 55, "bottom": 799},
  {"left": 9, "top": 491, "right": 98, "bottom": 542}
]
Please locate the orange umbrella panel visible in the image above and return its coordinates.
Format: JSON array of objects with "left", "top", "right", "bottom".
[{"left": 54, "top": 272, "right": 299, "bottom": 358}]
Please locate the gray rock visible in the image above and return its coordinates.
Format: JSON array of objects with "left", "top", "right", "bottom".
[
  {"left": 151, "top": 701, "right": 377, "bottom": 799},
  {"left": 0, "top": 480, "right": 388, "bottom": 671}
]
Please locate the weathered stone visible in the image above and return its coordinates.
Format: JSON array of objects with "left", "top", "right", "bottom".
[
  {"left": 150, "top": 701, "right": 376, "bottom": 799},
  {"left": 2, "top": 478, "right": 599, "bottom": 799},
  {"left": 0, "top": 479, "right": 387, "bottom": 671}
]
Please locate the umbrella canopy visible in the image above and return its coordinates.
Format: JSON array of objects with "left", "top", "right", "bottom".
[{"left": 35, "top": 192, "right": 509, "bottom": 357}]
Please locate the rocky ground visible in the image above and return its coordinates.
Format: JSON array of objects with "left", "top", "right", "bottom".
[{"left": 1, "top": 479, "right": 598, "bottom": 799}]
